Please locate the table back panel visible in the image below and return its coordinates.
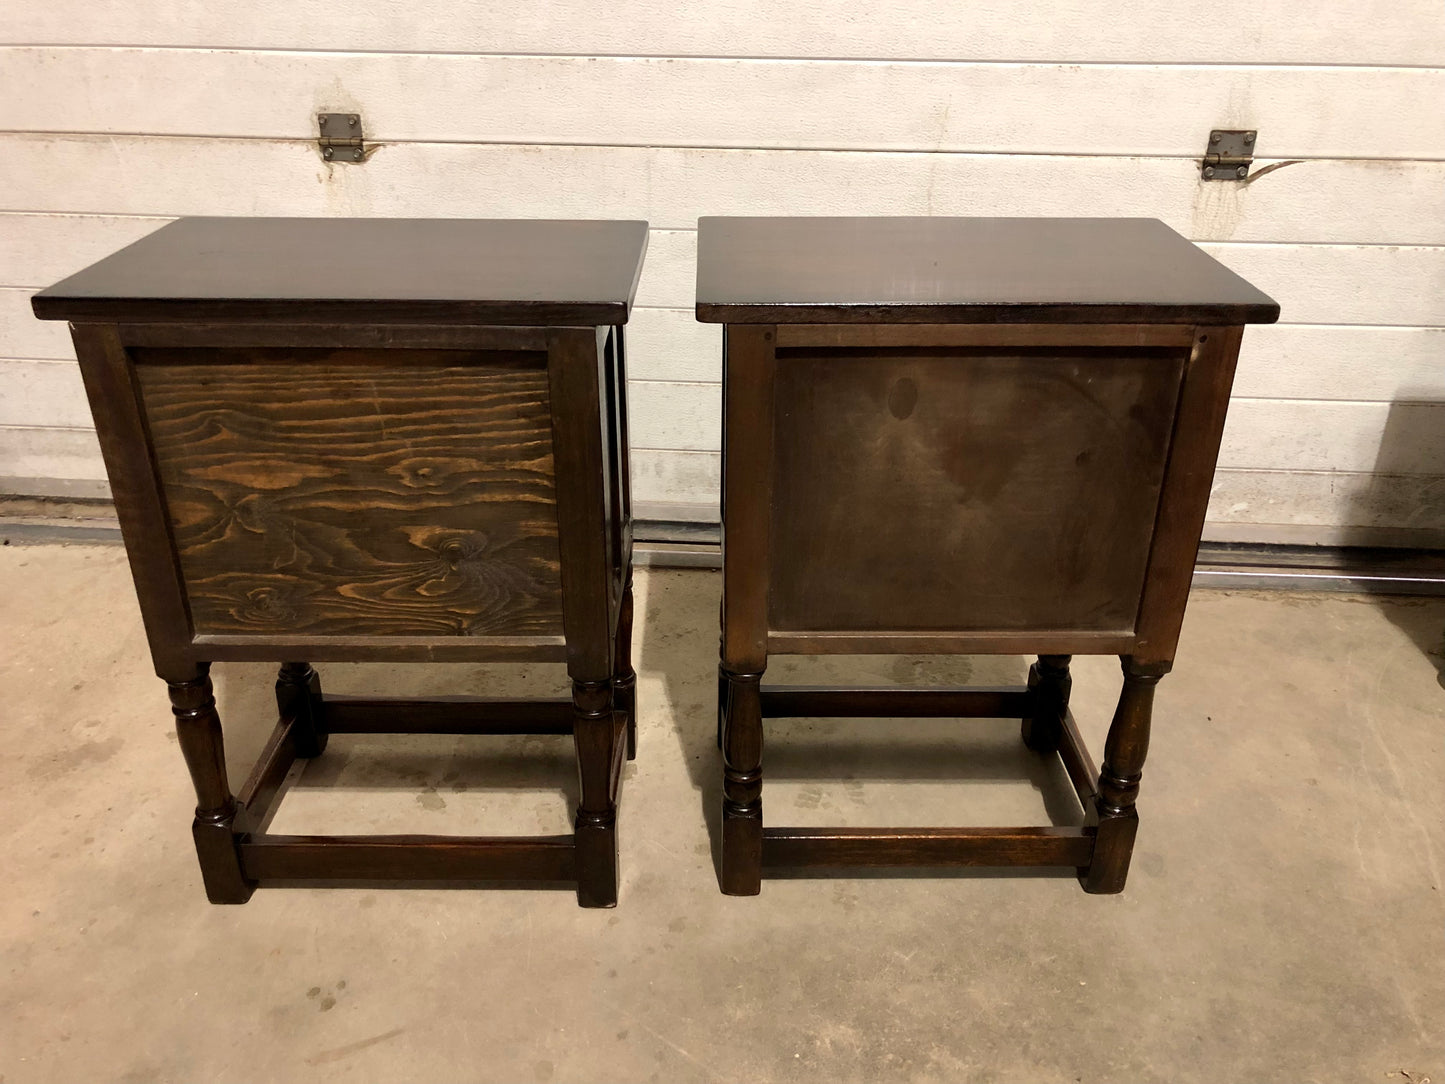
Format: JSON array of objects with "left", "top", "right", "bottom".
[
  {"left": 768, "top": 345, "right": 1186, "bottom": 633},
  {"left": 132, "top": 346, "right": 564, "bottom": 639}
]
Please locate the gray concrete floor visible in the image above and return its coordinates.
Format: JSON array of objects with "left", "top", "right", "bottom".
[{"left": 1, "top": 542, "right": 1443, "bottom": 1083}]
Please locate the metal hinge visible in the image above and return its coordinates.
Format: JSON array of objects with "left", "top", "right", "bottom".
[
  {"left": 317, "top": 113, "right": 365, "bottom": 163},
  {"left": 1201, "top": 129, "right": 1255, "bottom": 180}
]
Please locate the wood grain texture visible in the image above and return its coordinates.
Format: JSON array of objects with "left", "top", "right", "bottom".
[
  {"left": 768, "top": 346, "right": 1185, "bottom": 633},
  {"left": 4, "top": 0, "right": 1441, "bottom": 65},
  {"left": 133, "top": 349, "right": 564, "bottom": 639}
]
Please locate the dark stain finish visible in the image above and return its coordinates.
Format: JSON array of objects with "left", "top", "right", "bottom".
[
  {"left": 34, "top": 217, "right": 647, "bottom": 908},
  {"left": 769, "top": 348, "right": 1184, "bottom": 633},
  {"left": 701, "top": 215, "right": 1277, "bottom": 897},
  {"left": 696, "top": 216, "right": 1280, "bottom": 325},
  {"left": 33, "top": 217, "right": 650, "bottom": 326},
  {"left": 135, "top": 350, "right": 564, "bottom": 639}
]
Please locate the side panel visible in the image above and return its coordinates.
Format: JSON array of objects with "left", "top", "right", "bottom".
[{"left": 133, "top": 346, "right": 564, "bottom": 639}]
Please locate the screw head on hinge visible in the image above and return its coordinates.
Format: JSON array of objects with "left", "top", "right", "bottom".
[
  {"left": 323, "top": 147, "right": 333, "bottom": 160},
  {"left": 349, "top": 115, "right": 358, "bottom": 126},
  {"left": 1244, "top": 131, "right": 1255, "bottom": 144},
  {"left": 352, "top": 148, "right": 363, "bottom": 160},
  {"left": 1236, "top": 165, "right": 1248, "bottom": 178},
  {"left": 1210, "top": 132, "right": 1221, "bottom": 144},
  {"left": 1203, "top": 166, "right": 1215, "bottom": 178}
]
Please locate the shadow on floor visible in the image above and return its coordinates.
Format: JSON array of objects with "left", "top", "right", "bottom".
[
  {"left": 1374, "top": 596, "right": 1445, "bottom": 691},
  {"left": 1358, "top": 398, "right": 1445, "bottom": 689}
]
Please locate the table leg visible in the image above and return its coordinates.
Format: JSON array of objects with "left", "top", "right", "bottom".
[
  {"left": 721, "top": 666, "right": 764, "bottom": 895},
  {"left": 276, "top": 661, "right": 327, "bottom": 758},
  {"left": 573, "top": 677, "right": 619, "bottom": 907},
  {"left": 613, "top": 573, "right": 637, "bottom": 762},
  {"left": 167, "top": 664, "right": 252, "bottom": 904},
  {"left": 1082, "top": 656, "right": 1165, "bottom": 894},
  {"left": 1022, "top": 654, "right": 1072, "bottom": 754},
  {"left": 716, "top": 661, "right": 730, "bottom": 752}
]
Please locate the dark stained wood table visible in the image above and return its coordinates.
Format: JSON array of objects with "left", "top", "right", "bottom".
[
  {"left": 696, "top": 217, "right": 1279, "bottom": 895},
  {"left": 34, "top": 217, "right": 648, "bottom": 907}
]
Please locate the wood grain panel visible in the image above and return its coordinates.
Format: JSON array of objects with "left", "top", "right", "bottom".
[
  {"left": 133, "top": 348, "right": 563, "bottom": 638},
  {"left": 768, "top": 347, "right": 1185, "bottom": 633}
]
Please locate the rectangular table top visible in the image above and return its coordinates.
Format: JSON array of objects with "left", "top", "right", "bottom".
[
  {"left": 33, "top": 217, "right": 650, "bottom": 326},
  {"left": 695, "top": 217, "right": 1279, "bottom": 325}
]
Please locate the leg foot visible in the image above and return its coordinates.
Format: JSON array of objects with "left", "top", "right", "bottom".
[
  {"left": 1022, "top": 654, "right": 1071, "bottom": 754},
  {"left": 572, "top": 678, "right": 619, "bottom": 907},
  {"left": 720, "top": 668, "right": 763, "bottom": 895},
  {"left": 168, "top": 667, "right": 252, "bottom": 904},
  {"left": 1081, "top": 656, "right": 1166, "bottom": 894},
  {"left": 276, "top": 661, "right": 327, "bottom": 759}
]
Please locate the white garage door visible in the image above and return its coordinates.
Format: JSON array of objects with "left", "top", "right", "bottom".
[{"left": 1, "top": 1, "right": 1442, "bottom": 547}]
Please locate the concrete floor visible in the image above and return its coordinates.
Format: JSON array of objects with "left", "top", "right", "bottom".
[{"left": 1, "top": 542, "right": 1443, "bottom": 1083}]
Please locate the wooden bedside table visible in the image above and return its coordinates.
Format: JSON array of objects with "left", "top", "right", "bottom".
[
  {"left": 696, "top": 216, "right": 1279, "bottom": 895},
  {"left": 33, "top": 217, "right": 648, "bottom": 907}
]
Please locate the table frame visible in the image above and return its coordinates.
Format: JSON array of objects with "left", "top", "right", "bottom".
[
  {"left": 69, "top": 319, "right": 636, "bottom": 908},
  {"left": 717, "top": 321, "right": 1245, "bottom": 895}
]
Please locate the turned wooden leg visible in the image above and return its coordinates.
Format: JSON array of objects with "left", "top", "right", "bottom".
[
  {"left": 1022, "top": 654, "right": 1072, "bottom": 754},
  {"left": 720, "top": 667, "right": 764, "bottom": 895},
  {"left": 167, "top": 665, "right": 252, "bottom": 904},
  {"left": 715, "top": 614, "right": 728, "bottom": 750},
  {"left": 1082, "top": 656, "right": 1167, "bottom": 894},
  {"left": 716, "top": 662, "right": 730, "bottom": 752},
  {"left": 573, "top": 678, "right": 619, "bottom": 907},
  {"left": 276, "top": 661, "right": 327, "bottom": 759},
  {"left": 613, "top": 575, "right": 637, "bottom": 762}
]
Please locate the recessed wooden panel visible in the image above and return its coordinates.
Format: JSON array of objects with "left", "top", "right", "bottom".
[
  {"left": 134, "top": 348, "right": 563, "bottom": 639},
  {"left": 768, "top": 347, "right": 1186, "bottom": 633}
]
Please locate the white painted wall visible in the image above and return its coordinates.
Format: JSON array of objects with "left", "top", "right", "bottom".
[{"left": 1, "top": 3, "right": 1442, "bottom": 545}]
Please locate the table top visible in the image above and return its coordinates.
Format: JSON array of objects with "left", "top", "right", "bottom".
[
  {"left": 32, "top": 217, "right": 650, "bottom": 325},
  {"left": 695, "top": 217, "right": 1279, "bottom": 325}
]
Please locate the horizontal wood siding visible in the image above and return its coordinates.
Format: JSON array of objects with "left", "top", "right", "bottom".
[
  {"left": 1, "top": 12, "right": 1441, "bottom": 544},
  {"left": 4, "top": 2, "right": 1441, "bottom": 65}
]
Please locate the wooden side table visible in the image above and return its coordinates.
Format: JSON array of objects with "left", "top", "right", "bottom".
[
  {"left": 696, "top": 217, "right": 1279, "bottom": 895},
  {"left": 33, "top": 217, "right": 648, "bottom": 907}
]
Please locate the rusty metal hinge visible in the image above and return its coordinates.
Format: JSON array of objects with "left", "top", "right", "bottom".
[
  {"left": 317, "top": 113, "right": 365, "bottom": 163},
  {"left": 1201, "top": 129, "right": 1256, "bottom": 180}
]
